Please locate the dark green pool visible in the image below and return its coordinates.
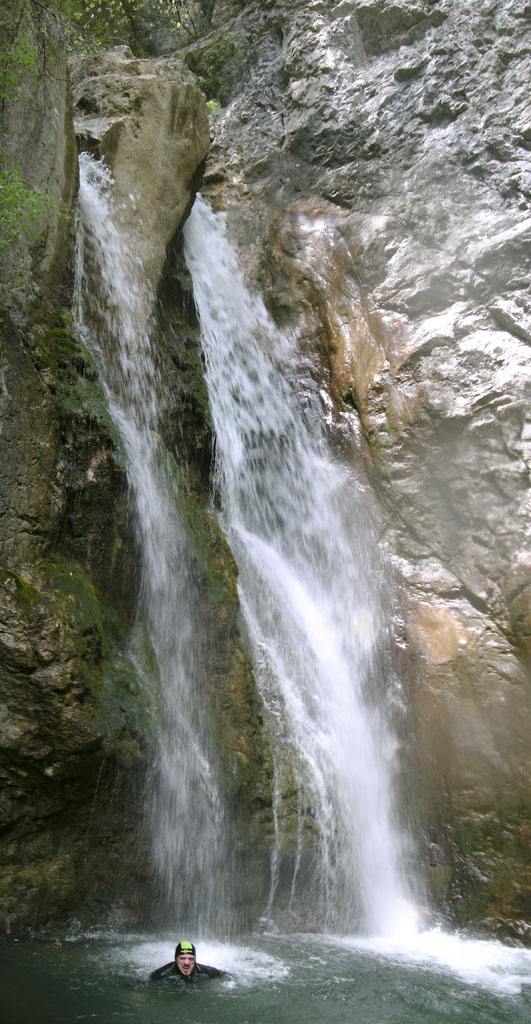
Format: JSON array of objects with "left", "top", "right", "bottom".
[{"left": 1, "top": 930, "right": 530, "bottom": 1024}]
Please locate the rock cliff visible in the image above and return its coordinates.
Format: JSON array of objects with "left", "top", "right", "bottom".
[
  {"left": 69, "top": 47, "right": 209, "bottom": 331},
  {"left": 189, "top": 0, "right": 531, "bottom": 937},
  {"left": 1, "top": 0, "right": 530, "bottom": 940}
]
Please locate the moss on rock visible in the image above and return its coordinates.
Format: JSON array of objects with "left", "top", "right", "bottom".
[
  {"left": 446, "top": 803, "right": 531, "bottom": 941},
  {"left": 40, "top": 324, "right": 126, "bottom": 468},
  {"left": 183, "top": 33, "right": 250, "bottom": 105}
]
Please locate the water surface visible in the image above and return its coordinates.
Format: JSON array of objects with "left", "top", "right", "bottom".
[{"left": 2, "top": 931, "right": 530, "bottom": 1024}]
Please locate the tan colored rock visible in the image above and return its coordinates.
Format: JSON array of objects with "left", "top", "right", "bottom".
[
  {"left": 505, "top": 554, "right": 531, "bottom": 655},
  {"left": 411, "top": 602, "right": 460, "bottom": 666},
  {"left": 70, "top": 49, "right": 210, "bottom": 332}
]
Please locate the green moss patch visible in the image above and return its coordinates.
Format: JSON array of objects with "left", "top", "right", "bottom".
[
  {"left": 38, "top": 326, "right": 126, "bottom": 468},
  {"left": 184, "top": 34, "right": 249, "bottom": 105},
  {"left": 40, "top": 554, "right": 103, "bottom": 630},
  {"left": 171, "top": 323, "right": 212, "bottom": 431},
  {"left": 179, "top": 483, "right": 239, "bottom": 608},
  {"left": 0, "top": 569, "right": 40, "bottom": 611},
  {"left": 36, "top": 555, "right": 150, "bottom": 756}
]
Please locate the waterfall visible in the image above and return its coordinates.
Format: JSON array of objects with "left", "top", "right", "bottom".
[
  {"left": 74, "top": 154, "right": 229, "bottom": 932},
  {"left": 184, "top": 197, "right": 416, "bottom": 937}
]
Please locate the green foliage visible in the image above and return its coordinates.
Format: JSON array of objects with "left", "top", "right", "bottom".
[
  {"left": 56, "top": 0, "right": 213, "bottom": 55},
  {"left": 0, "top": 2, "right": 64, "bottom": 287},
  {"left": 57, "top": 0, "right": 144, "bottom": 52},
  {"left": 184, "top": 33, "right": 248, "bottom": 104},
  {"left": 0, "top": 23, "right": 38, "bottom": 108},
  {"left": 0, "top": 156, "right": 56, "bottom": 256},
  {"left": 222, "top": 4, "right": 243, "bottom": 24}
]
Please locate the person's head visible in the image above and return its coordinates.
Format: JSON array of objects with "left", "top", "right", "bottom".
[{"left": 175, "top": 940, "right": 196, "bottom": 977}]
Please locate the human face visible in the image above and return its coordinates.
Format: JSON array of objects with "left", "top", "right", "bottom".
[{"left": 176, "top": 953, "right": 196, "bottom": 976}]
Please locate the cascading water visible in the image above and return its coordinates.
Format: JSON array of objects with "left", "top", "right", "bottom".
[
  {"left": 184, "top": 197, "right": 417, "bottom": 937},
  {"left": 74, "top": 154, "right": 229, "bottom": 932},
  {"left": 74, "top": 146, "right": 416, "bottom": 937}
]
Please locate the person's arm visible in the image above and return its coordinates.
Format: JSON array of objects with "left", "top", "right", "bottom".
[{"left": 150, "top": 961, "right": 175, "bottom": 981}]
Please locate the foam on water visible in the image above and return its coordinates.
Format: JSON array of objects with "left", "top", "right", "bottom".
[
  {"left": 96, "top": 937, "right": 290, "bottom": 987},
  {"left": 78, "top": 929, "right": 531, "bottom": 1000},
  {"left": 335, "top": 928, "right": 531, "bottom": 996}
]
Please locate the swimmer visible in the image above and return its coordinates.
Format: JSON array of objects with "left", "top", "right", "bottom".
[{"left": 150, "top": 940, "right": 227, "bottom": 983}]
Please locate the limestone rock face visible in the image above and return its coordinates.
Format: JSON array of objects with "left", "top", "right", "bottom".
[
  {"left": 69, "top": 48, "right": 210, "bottom": 332},
  {"left": 0, "top": 1, "right": 78, "bottom": 570},
  {"left": 193, "top": 0, "right": 531, "bottom": 933}
]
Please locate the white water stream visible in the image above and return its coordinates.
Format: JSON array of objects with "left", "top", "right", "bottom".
[
  {"left": 75, "top": 155, "right": 229, "bottom": 930},
  {"left": 184, "top": 197, "right": 415, "bottom": 936},
  {"left": 75, "top": 153, "right": 415, "bottom": 935}
]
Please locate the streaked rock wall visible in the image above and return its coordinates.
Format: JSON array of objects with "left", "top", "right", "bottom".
[{"left": 196, "top": 0, "right": 531, "bottom": 937}]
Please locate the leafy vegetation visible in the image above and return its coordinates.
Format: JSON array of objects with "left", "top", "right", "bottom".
[
  {"left": 0, "top": 1, "right": 64, "bottom": 289},
  {"left": 56, "top": 0, "right": 215, "bottom": 55},
  {"left": 0, "top": 157, "right": 57, "bottom": 258},
  {"left": 184, "top": 32, "right": 248, "bottom": 104},
  {"left": 0, "top": 16, "right": 38, "bottom": 110}
]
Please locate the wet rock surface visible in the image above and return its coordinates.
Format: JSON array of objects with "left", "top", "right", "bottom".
[
  {"left": 0, "top": 0, "right": 77, "bottom": 314},
  {"left": 195, "top": 0, "right": 531, "bottom": 933},
  {"left": 0, "top": 559, "right": 148, "bottom": 931},
  {"left": 0, "top": 307, "right": 149, "bottom": 931}
]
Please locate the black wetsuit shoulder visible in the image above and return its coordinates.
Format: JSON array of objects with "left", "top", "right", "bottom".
[
  {"left": 195, "top": 963, "right": 227, "bottom": 979},
  {"left": 150, "top": 961, "right": 175, "bottom": 981},
  {"left": 150, "top": 961, "right": 228, "bottom": 983}
]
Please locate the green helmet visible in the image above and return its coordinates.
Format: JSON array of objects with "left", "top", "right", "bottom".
[{"left": 175, "top": 940, "right": 196, "bottom": 959}]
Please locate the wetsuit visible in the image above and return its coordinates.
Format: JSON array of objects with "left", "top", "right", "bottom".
[{"left": 150, "top": 961, "right": 227, "bottom": 983}]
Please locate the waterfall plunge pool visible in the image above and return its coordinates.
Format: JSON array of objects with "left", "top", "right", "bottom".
[{"left": 2, "top": 930, "right": 530, "bottom": 1023}]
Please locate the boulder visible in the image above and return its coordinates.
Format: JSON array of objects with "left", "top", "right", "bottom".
[{"left": 69, "top": 48, "right": 210, "bottom": 331}]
